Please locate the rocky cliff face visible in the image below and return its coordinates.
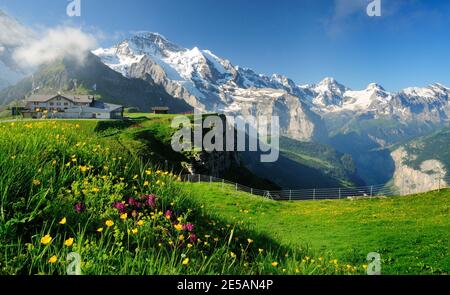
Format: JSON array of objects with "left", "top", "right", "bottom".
[{"left": 391, "top": 147, "right": 448, "bottom": 195}]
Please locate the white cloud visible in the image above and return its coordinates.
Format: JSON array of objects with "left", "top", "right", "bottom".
[
  {"left": 0, "top": 10, "right": 34, "bottom": 49},
  {"left": 13, "top": 26, "right": 97, "bottom": 68},
  {"left": 0, "top": 10, "right": 97, "bottom": 71}
]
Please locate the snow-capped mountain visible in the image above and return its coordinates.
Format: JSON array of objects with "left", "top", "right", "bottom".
[
  {"left": 93, "top": 32, "right": 324, "bottom": 140},
  {"left": 92, "top": 32, "right": 449, "bottom": 141},
  {"left": 306, "top": 79, "right": 393, "bottom": 113}
]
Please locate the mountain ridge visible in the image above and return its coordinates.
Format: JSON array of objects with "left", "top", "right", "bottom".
[{"left": 93, "top": 32, "right": 450, "bottom": 128}]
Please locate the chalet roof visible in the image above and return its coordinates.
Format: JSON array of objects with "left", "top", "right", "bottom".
[
  {"left": 152, "top": 106, "right": 170, "bottom": 111},
  {"left": 25, "top": 94, "right": 94, "bottom": 104}
]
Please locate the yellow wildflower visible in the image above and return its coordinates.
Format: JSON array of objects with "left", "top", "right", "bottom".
[
  {"left": 120, "top": 213, "right": 128, "bottom": 220},
  {"left": 182, "top": 258, "right": 189, "bottom": 266},
  {"left": 174, "top": 224, "right": 183, "bottom": 231},
  {"left": 137, "top": 220, "right": 145, "bottom": 227},
  {"left": 32, "top": 179, "right": 41, "bottom": 186},
  {"left": 64, "top": 238, "right": 74, "bottom": 247},
  {"left": 131, "top": 228, "right": 139, "bottom": 235},
  {"left": 48, "top": 255, "right": 58, "bottom": 264},
  {"left": 59, "top": 217, "right": 67, "bottom": 225},
  {"left": 271, "top": 262, "right": 278, "bottom": 267},
  {"left": 97, "top": 227, "right": 104, "bottom": 233},
  {"left": 105, "top": 220, "right": 114, "bottom": 227},
  {"left": 247, "top": 239, "right": 254, "bottom": 244},
  {"left": 40, "top": 234, "right": 52, "bottom": 245}
]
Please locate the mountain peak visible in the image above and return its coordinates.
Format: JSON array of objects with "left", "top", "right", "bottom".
[
  {"left": 125, "top": 31, "right": 183, "bottom": 56},
  {"left": 319, "top": 77, "right": 337, "bottom": 85},
  {"left": 366, "top": 83, "right": 385, "bottom": 91}
]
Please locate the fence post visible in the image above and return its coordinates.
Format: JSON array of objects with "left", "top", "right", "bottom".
[
  {"left": 198, "top": 174, "right": 201, "bottom": 183},
  {"left": 222, "top": 179, "right": 224, "bottom": 189},
  {"left": 339, "top": 188, "right": 341, "bottom": 200},
  {"left": 370, "top": 186, "right": 373, "bottom": 198},
  {"left": 210, "top": 176, "right": 212, "bottom": 185},
  {"left": 289, "top": 190, "right": 292, "bottom": 201},
  {"left": 251, "top": 188, "right": 253, "bottom": 195},
  {"left": 313, "top": 189, "right": 316, "bottom": 200},
  {"left": 235, "top": 183, "right": 238, "bottom": 191}
]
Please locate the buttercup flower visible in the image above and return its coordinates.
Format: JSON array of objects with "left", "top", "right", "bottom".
[
  {"left": 131, "top": 228, "right": 139, "bottom": 235},
  {"left": 64, "top": 238, "right": 74, "bottom": 247},
  {"left": 97, "top": 227, "right": 104, "bottom": 233},
  {"left": 182, "top": 258, "right": 189, "bottom": 266},
  {"left": 272, "top": 262, "right": 279, "bottom": 267},
  {"left": 247, "top": 239, "right": 254, "bottom": 244},
  {"left": 120, "top": 213, "right": 128, "bottom": 220},
  {"left": 174, "top": 223, "right": 183, "bottom": 231},
  {"left": 48, "top": 255, "right": 58, "bottom": 264},
  {"left": 41, "top": 234, "right": 52, "bottom": 245},
  {"left": 105, "top": 220, "right": 114, "bottom": 227},
  {"left": 59, "top": 217, "right": 67, "bottom": 225},
  {"left": 137, "top": 220, "right": 145, "bottom": 227}
]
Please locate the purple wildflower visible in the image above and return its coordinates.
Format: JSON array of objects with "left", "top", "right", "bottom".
[
  {"left": 142, "top": 194, "right": 157, "bottom": 208},
  {"left": 128, "top": 197, "right": 138, "bottom": 207},
  {"left": 74, "top": 203, "right": 84, "bottom": 213},
  {"left": 113, "top": 201, "right": 126, "bottom": 213},
  {"left": 189, "top": 234, "right": 198, "bottom": 243},
  {"left": 183, "top": 223, "right": 195, "bottom": 232}
]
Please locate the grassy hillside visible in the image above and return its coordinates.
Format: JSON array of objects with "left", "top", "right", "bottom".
[
  {"left": 0, "top": 118, "right": 354, "bottom": 275},
  {"left": 187, "top": 183, "right": 449, "bottom": 274},
  {"left": 0, "top": 117, "right": 447, "bottom": 275}
]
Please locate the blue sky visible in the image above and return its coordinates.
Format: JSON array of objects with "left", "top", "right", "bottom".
[{"left": 1, "top": 0, "right": 449, "bottom": 91}]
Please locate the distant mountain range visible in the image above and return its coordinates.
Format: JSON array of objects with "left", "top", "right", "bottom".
[
  {"left": 1, "top": 31, "right": 448, "bottom": 189},
  {"left": 93, "top": 32, "right": 449, "bottom": 127}
]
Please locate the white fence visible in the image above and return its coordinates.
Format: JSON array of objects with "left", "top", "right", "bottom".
[{"left": 182, "top": 174, "right": 450, "bottom": 201}]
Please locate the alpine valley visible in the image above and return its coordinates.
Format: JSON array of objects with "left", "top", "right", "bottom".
[{"left": 1, "top": 31, "right": 449, "bottom": 191}]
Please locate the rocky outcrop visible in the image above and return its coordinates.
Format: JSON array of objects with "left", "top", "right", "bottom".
[{"left": 391, "top": 147, "right": 448, "bottom": 195}]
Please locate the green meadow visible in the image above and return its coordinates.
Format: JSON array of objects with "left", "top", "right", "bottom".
[{"left": 0, "top": 117, "right": 448, "bottom": 275}]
